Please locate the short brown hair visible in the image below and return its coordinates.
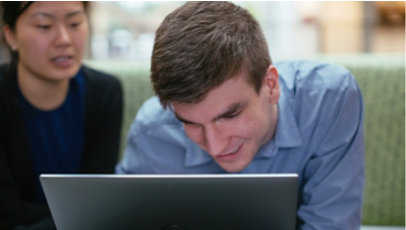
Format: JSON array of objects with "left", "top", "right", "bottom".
[{"left": 151, "top": 1, "right": 271, "bottom": 108}]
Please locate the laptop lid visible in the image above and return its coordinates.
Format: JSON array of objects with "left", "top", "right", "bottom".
[{"left": 40, "top": 174, "right": 298, "bottom": 230}]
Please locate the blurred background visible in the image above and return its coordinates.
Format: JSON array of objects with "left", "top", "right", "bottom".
[{"left": 0, "top": 1, "right": 404, "bottom": 63}]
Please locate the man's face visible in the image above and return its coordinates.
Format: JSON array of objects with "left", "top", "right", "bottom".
[{"left": 172, "top": 66, "right": 280, "bottom": 172}]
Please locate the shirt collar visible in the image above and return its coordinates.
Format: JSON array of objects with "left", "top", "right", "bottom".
[
  {"left": 184, "top": 142, "right": 213, "bottom": 167},
  {"left": 163, "top": 126, "right": 213, "bottom": 167},
  {"left": 146, "top": 113, "right": 213, "bottom": 167},
  {"left": 274, "top": 88, "right": 303, "bottom": 148},
  {"left": 245, "top": 82, "right": 303, "bottom": 160}
]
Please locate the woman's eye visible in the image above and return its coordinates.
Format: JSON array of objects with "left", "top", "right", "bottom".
[
  {"left": 37, "top": 25, "right": 51, "bottom": 30},
  {"left": 70, "top": 21, "right": 82, "bottom": 27}
]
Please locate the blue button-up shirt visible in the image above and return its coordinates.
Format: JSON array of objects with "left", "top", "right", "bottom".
[{"left": 116, "top": 60, "right": 365, "bottom": 230}]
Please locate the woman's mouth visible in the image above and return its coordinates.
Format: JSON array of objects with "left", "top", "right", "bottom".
[{"left": 52, "top": 55, "right": 74, "bottom": 68}]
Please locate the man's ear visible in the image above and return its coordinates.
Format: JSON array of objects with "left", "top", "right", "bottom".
[
  {"left": 3, "top": 25, "right": 18, "bottom": 51},
  {"left": 264, "top": 65, "right": 280, "bottom": 104}
]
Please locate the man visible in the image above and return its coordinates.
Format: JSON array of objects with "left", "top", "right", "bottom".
[{"left": 116, "top": 2, "right": 364, "bottom": 229}]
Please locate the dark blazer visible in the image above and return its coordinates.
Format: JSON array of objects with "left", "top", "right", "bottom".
[{"left": 0, "top": 62, "right": 123, "bottom": 229}]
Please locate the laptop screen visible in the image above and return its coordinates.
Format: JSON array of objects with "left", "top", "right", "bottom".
[{"left": 40, "top": 174, "right": 298, "bottom": 230}]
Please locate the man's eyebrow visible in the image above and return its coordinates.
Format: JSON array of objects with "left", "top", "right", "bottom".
[
  {"left": 174, "top": 101, "right": 246, "bottom": 125},
  {"left": 174, "top": 112, "right": 198, "bottom": 125},
  {"left": 212, "top": 102, "right": 245, "bottom": 122}
]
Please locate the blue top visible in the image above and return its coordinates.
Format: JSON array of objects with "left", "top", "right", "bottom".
[
  {"left": 19, "top": 69, "right": 85, "bottom": 202},
  {"left": 116, "top": 60, "right": 365, "bottom": 230}
]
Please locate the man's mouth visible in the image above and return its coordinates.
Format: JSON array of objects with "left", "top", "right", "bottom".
[{"left": 217, "top": 143, "right": 243, "bottom": 161}]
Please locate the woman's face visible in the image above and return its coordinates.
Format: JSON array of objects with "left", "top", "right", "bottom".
[{"left": 3, "top": 1, "right": 88, "bottom": 82}]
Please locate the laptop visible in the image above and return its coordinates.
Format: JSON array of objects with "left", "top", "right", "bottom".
[{"left": 40, "top": 174, "right": 298, "bottom": 230}]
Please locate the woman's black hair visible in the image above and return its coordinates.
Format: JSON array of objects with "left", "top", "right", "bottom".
[
  {"left": 2, "top": 2, "right": 34, "bottom": 31},
  {"left": 1, "top": 2, "right": 33, "bottom": 61}
]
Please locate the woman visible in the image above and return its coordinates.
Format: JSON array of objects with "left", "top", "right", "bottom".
[{"left": 0, "top": 2, "right": 123, "bottom": 229}]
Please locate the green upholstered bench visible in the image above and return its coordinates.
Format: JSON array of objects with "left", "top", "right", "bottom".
[{"left": 85, "top": 53, "right": 405, "bottom": 229}]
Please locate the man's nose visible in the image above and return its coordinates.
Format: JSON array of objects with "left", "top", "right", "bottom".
[{"left": 204, "top": 124, "right": 227, "bottom": 156}]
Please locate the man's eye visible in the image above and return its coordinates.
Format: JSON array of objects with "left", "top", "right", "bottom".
[
  {"left": 224, "top": 111, "right": 240, "bottom": 119},
  {"left": 184, "top": 122, "right": 199, "bottom": 127}
]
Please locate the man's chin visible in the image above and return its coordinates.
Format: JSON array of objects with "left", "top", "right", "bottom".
[{"left": 218, "top": 161, "right": 249, "bottom": 173}]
